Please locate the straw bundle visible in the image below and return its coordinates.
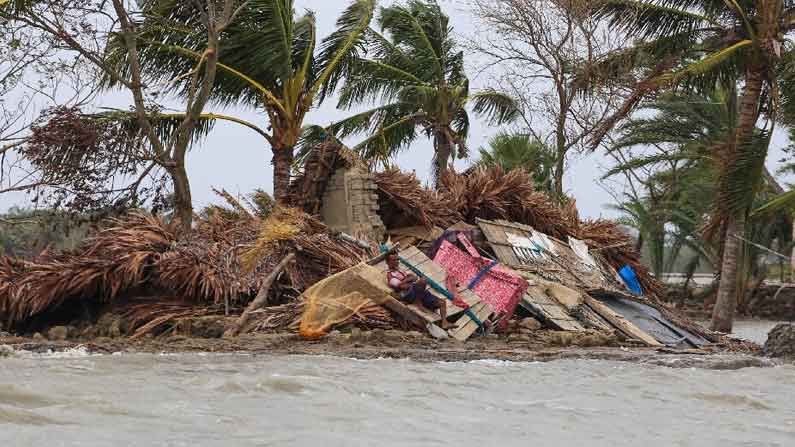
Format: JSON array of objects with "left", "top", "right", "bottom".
[
  {"left": 438, "top": 167, "right": 573, "bottom": 239},
  {"left": 374, "top": 169, "right": 460, "bottom": 229}
]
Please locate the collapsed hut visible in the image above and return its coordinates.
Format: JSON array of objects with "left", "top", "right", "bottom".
[{"left": 0, "top": 141, "right": 733, "bottom": 348}]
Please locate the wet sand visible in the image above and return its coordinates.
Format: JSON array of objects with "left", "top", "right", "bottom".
[{"left": 1, "top": 329, "right": 775, "bottom": 370}]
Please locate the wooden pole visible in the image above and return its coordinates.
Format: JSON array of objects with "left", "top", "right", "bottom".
[{"left": 224, "top": 252, "right": 296, "bottom": 337}]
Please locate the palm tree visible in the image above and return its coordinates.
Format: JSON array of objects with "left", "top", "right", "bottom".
[
  {"left": 317, "top": 0, "right": 518, "bottom": 184},
  {"left": 588, "top": 0, "right": 795, "bottom": 332},
  {"left": 606, "top": 90, "right": 794, "bottom": 320},
  {"left": 122, "top": 0, "right": 377, "bottom": 204},
  {"left": 477, "top": 133, "right": 555, "bottom": 193}
]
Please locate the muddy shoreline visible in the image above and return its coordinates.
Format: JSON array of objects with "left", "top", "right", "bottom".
[{"left": 1, "top": 330, "right": 777, "bottom": 370}]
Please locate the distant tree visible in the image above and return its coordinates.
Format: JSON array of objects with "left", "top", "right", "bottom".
[
  {"left": 0, "top": 207, "right": 89, "bottom": 258},
  {"left": 477, "top": 133, "right": 555, "bottom": 193},
  {"left": 1, "top": 7, "right": 96, "bottom": 195},
  {"left": 317, "top": 0, "right": 518, "bottom": 185},
  {"left": 469, "top": 0, "right": 623, "bottom": 200},
  {"left": 606, "top": 91, "right": 792, "bottom": 309}
]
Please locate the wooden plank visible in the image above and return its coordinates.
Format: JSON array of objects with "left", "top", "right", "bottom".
[
  {"left": 543, "top": 282, "right": 583, "bottom": 311},
  {"left": 380, "top": 295, "right": 438, "bottom": 327},
  {"left": 574, "top": 304, "right": 614, "bottom": 332},
  {"left": 583, "top": 295, "right": 662, "bottom": 346},
  {"left": 375, "top": 246, "right": 478, "bottom": 319},
  {"left": 520, "top": 291, "right": 585, "bottom": 332},
  {"left": 450, "top": 302, "right": 494, "bottom": 342}
]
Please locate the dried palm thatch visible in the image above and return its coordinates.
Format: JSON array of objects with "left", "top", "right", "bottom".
[
  {"left": 252, "top": 299, "right": 305, "bottom": 332},
  {"left": 351, "top": 302, "right": 399, "bottom": 330},
  {"left": 117, "top": 298, "right": 222, "bottom": 339},
  {"left": 1, "top": 212, "right": 173, "bottom": 327},
  {"left": 439, "top": 167, "right": 574, "bottom": 240},
  {"left": 374, "top": 169, "right": 461, "bottom": 229},
  {"left": 240, "top": 206, "right": 324, "bottom": 272},
  {"left": 0, "top": 188, "right": 372, "bottom": 331}
]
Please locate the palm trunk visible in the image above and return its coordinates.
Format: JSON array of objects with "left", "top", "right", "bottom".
[
  {"left": 711, "top": 214, "right": 745, "bottom": 332},
  {"left": 710, "top": 67, "right": 764, "bottom": 333},
  {"left": 169, "top": 164, "right": 193, "bottom": 232},
  {"left": 433, "top": 132, "right": 454, "bottom": 188},
  {"left": 791, "top": 218, "right": 795, "bottom": 281},
  {"left": 272, "top": 147, "right": 294, "bottom": 205}
]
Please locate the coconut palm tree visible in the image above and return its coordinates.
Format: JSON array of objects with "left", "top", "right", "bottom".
[
  {"left": 116, "top": 0, "right": 377, "bottom": 204},
  {"left": 316, "top": 0, "right": 518, "bottom": 184},
  {"left": 476, "top": 133, "right": 556, "bottom": 194},
  {"left": 606, "top": 90, "right": 795, "bottom": 322},
  {"left": 588, "top": 0, "right": 795, "bottom": 332}
]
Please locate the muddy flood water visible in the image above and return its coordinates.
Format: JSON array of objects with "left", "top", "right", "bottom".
[{"left": 2, "top": 321, "right": 794, "bottom": 447}]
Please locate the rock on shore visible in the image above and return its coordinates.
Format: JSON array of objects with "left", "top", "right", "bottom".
[{"left": 763, "top": 324, "right": 795, "bottom": 359}]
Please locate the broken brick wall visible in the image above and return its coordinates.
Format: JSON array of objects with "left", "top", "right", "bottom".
[{"left": 320, "top": 167, "right": 386, "bottom": 242}]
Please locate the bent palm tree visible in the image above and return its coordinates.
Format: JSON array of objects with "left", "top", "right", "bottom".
[
  {"left": 319, "top": 0, "right": 518, "bottom": 184},
  {"left": 116, "top": 0, "right": 376, "bottom": 203},
  {"left": 588, "top": 0, "right": 795, "bottom": 332}
]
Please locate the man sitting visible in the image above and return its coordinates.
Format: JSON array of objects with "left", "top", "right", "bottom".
[{"left": 385, "top": 253, "right": 451, "bottom": 329}]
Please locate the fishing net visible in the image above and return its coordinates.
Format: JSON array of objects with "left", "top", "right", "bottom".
[{"left": 298, "top": 263, "right": 394, "bottom": 339}]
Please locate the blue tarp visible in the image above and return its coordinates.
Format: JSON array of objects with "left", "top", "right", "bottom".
[{"left": 619, "top": 265, "right": 644, "bottom": 296}]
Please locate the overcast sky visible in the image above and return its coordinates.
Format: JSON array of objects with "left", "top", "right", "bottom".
[{"left": 1, "top": 0, "right": 792, "bottom": 218}]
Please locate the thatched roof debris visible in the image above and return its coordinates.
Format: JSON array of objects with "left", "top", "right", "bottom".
[
  {"left": 0, "top": 192, "right": 371, "bottom": 331},
  {"left": 0, "top": 162, "right": 708, "bottom": 345}
]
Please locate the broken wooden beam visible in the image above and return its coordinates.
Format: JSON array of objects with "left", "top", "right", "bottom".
[{"left": 224, "top": 253, "right": 296, "bottom": 337}]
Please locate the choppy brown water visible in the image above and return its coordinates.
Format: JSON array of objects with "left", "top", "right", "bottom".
[{"left": 1, "top": 321, "right": 794, "bottom": 447}]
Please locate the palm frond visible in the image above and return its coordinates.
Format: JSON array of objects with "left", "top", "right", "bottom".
[
  {"left": 353, "top": 114, "right": 421, "bottom": 164},
  {"left": 337, "top": 59, "right": 429, "bottom": 109},
  {"left": 652, "top": 39, "right": 752, "bottom": 88},
  {"left": 752, "top": 189, "right": 795, "bottom": 217},
  {"left": 470, "top": 90, "right": 519, "bottom": 125},
  {"left": 312, "top": 0, "right": 376, "bottom": 102},
  {"left": 379, "top": 0, "right": 446, "bottom": 80},
  {"left": 595, "top": 0, "right": 719, "bottom": 40}
]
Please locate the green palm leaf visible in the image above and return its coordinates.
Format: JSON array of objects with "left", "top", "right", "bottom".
[{"left": 312, "top": 0, "right": 376, "bottom": 102}]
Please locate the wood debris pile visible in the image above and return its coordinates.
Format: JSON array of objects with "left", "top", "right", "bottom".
[
  {"left": 373, "top": 166, "right": 661, "bottom": 297},
  {"left": 0, "top": 157, "right": 713, "bottom": 345}
]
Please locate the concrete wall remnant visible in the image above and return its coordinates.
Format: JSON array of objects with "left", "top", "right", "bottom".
[{"left": 320, "top": 166, "right": 386, "bottom": 242}]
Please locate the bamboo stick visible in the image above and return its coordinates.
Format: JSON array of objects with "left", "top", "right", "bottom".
[{"left": 224, "top": 252, "right": 296, "bottom": 337}]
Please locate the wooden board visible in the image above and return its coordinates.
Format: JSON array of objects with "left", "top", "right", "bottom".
[
  {"left": 518, "top": 272, "right": 585, "bottom": 332},
  {"left": 450, "top": 302, "right": 495, "bottom": 342},
  {"left": 583, "top": 295, "right": 663, "bottom": 346},
  {"left": 520, "top": 289, "right": 586, "bottom": 332},
  {"left": 476, "top": 218, "right": 621, "bottom": 291}
]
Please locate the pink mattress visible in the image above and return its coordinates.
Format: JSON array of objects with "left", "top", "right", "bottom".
[{"left": 433, "top": 235, "right": 527, "bottom": 318}]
